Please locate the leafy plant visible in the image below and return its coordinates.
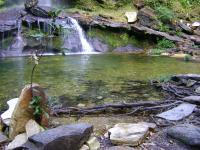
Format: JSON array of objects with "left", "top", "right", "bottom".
[
  {"left": 155, "top": 6, "right": 175, "bottom": 23},
  {"left": 48, "top": 9, "right": 62, "bottom": 21},
  {"left": 156, "top": 39, "right": 175, "bottom": 49},
  {"left": 184, "top": 54, "right": 192, "bottom": 62}
]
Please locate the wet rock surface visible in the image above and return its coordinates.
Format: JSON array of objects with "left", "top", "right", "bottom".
[
  {"left": 22, "top": 123, "right": 93, "bottom": 150},
  {"left": 167, "top": 124, "right": 200, "bottom": 147},
  {"left": 113, "top": 44, "right": 143, "bottom": 53}
]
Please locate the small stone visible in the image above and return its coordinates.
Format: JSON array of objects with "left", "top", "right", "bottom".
[
  {"left": 192, "top": 22, "right": 200, "bottom": 27},
  {"left": 125, "top": 12, "right": 137, "bottom": 23},
  {"left": 186, "top": 79, "right": 197, "bottom": 87},
  {"left": 156, "top": 103, "right": 196, "bottom": 121},
  {"left": 167, "top": 124, "right": 200, "bottom": 147},
  {"left": 87, "top": 136, "right": 100, "bottom": 150},
  {"left": 97, "top": 96, "right": 103, "bottom": 100},
  {"left": 195, "top": 87, "right": 200, "bottom": 94},
  {"left": 0, "top": 132, "right": 8, "bottom": 144},
  {"left": 25, "top": 119, "right": 44, "bottom": 138},
  {"left": 105, "top": 122, "right": 154, "bottom": 146},
  {"left": 77, "top": 103, "right": 86, "bottom": 108},
  {"left": 80, "top": 145, "right": 90, "bottom": 150},
  {"left": 6, "top": 133, "right": 27, "bottom": 150}
]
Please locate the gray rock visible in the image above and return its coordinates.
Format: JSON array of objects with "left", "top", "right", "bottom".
[
  {"left": 195, "top": 87, "right": 200, "bottom": 94},
  {"left": 167, "top": 124, "right": 200, "bottom": 147},
  {"left": 90, "top": 38, "right": 109, "bottom": 53},
  {"left": 137, "top": 7, "right": 159, "bottom": 29},
  {"left": 156, "top": 103, "right": 196, "bottom": 121},
  {"left": 113, "top": 44, "right": 143, "bottom": 53},
  {"left": 183, "top": 96, "right": 200, "bottom": 104},
  {"left": 23, "top": 123, "right": 93, "bottom": 150},
  {"left": 179, "top": 22, "right": 193, "bottom": 34},
  {"left": 0, "top": 132, "right": 8, "bottom": 144},
  {"left": 173, "top": 74, "right": 200, "bottom": 82}
]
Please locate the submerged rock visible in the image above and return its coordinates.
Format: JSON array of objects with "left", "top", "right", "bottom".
[
  {"left": 167, "top": 124, "right": 200, "bottom": 147},
  {"left": 105, "top": 122, "right": 155, "bottom": 146},
  {"left": 9, "top": 84, "right": 49, "bottom": 139},
  {"left": 1, "top": 98, "right": 19, "bottom": 126},
  {"left": 156, "top": 103, "right": 196, "bottom": 121},
  {"left": 22, "top": 123, "right": 93, "bottom": 150}
]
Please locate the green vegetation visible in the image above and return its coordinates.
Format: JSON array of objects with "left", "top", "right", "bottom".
[
  {"left": 88, "top": 28, "right": 150, "bottom": 50},
  {"left": 149, "top": 39, "right": 175, "bottom": 55},
  {"left": 0, "top": 0, "right": 5, "bottom": 7},
  {"left": 155, "top": 6, "right": 175, "bottom": 23},
  {"left": 184, "top": 54, "right": 192, "bottom": 62}
]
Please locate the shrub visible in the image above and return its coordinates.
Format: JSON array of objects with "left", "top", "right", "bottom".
[
  {"left": 156, "top": 39, "right": 175, "bottom": 49},
  {"left": 184, "top": 54, "right": 192, "bottom": 62},
  {"left": 155, "top": 6, "right": 175, "bottom": 23}
]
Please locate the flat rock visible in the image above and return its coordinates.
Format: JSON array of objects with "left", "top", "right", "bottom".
[
  {"left": 24, "top": 123, "right": 93, "bottom": 150},
  {"left": 105, "top": 122, "right": 155, "bottom": 146},
  {"left": 156, "top": 103, "right": 196, "bottom": 121},
  {"left": 1, "top": 98, "right": 19, "bottom": 126},
  {"left": 6, "top": 133, "right": 27, "bottom": 150},
  {"left": 125, "top": 12, "right": 137, "bottom": 23},
  {"left": 183, "top": 96, "right": 200, "bottom": 104},
  {"left": 105, "top": 146, "right": 136, "bottom": 150},
  {"left": 167, "top": 124, "right": 200, "bottom": 147},
  {"left": 25, "top": 119, "right": 44, "bottom": 138}
]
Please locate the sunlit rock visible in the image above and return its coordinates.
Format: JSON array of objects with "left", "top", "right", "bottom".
[
  {"left": 6, "top": 133, "right": 27, "bottom": 150},
  {"left": 1, "top": 98, "right": 19, "bottom": 126},
  {"left": 105, "top": 122, "right": 156, "bottom": 146},
  {"left": 86, "top": 136, "right": 101, "bottom": 150},
  {"left": 125, "top": 12, "right": 137, "bottom": 23},
  {"left": 25, "top": 119, "right": 44, "bottom": 138},
  {"left": 9, "top": 84, "right": 49, "bottom": 139}
]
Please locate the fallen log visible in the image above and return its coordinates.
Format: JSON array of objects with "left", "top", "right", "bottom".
[{"left": 51, "top": 100, "right": 181, "bottom": 116}]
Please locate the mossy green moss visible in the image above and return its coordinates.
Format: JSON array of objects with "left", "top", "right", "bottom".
[{"left": 87, "top": 28, "right": 151, "bottom": 50}]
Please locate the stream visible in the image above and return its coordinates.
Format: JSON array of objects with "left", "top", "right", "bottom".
[{"left": 1, "top": 54, "right": 200, "bottom": 110}]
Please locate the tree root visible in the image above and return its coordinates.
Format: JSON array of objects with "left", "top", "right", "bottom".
[{"left": 51, "top": 100, "right": 182, "bottom": 116}]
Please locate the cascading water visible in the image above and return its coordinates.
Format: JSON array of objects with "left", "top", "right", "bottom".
[
  {"left": 38, "top": 0, "right": 52, "bottom": 7},
  {"left": 62, "top": 17, "right": 94, "bottom": 53}
]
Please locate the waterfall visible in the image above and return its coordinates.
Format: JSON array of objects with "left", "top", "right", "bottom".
[
  {"left": 38, "top": 0, "right": 52, "bottom": 7},
  {"left": 68, "top": 17, "right": 94, "bottom": 53}
]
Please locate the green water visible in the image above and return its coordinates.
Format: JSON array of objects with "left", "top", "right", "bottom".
[{"left": 0, "top": 54, "right": 200, "bottom": 109}]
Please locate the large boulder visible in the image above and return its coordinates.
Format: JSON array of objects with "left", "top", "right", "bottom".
[
  {"left": 105, "top": 122, "right": 156, "bottom": 146},
  {"left": 167, "top": 124, "right": 200, "bottom": 147},
  {"left": 9, "top": 84, "right": 49, "bottom": 139},
  {"left": 137, "top": 7, "right": 159, "bottom": 29},
  {"left": 22, "top": 123, "right": 93, "bottom": 150}
]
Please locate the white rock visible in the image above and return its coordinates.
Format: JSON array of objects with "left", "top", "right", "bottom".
[
  {"left": 192, "top": 22, "right": 200, "bottom": 27},
  {"left": 87, "top": 136, "right": 100, "bottom": 150},
  {"left": 25, "top": 119, "right": 44, "bottom": 138},
  {"left": 80, "top": 145, "right": 90, "bottom": 150},
  {"left": 125, "top": 12, "right": 137, "bottom": 23},
  {"left": 6, "top": 133, "right": 27, "bottom": 150},
  {"left": 105, "top": 122, "right": 155, "bottom": 146},
  {"left": 183, "top": 96, "right": 200, "bottom": 102},
  {"left": 1, "top": 98, "right": 19, "bottom": 126},
  {"left": 156, "top": 103, "right": 196, "bottom": 121},
  {"left": 195, "top": 87, "right": 200, "bottom": 94}
]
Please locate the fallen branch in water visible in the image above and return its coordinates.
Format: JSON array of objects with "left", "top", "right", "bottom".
[{"left": 51, "top": 100, "right": 182, "bottom": 116}]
